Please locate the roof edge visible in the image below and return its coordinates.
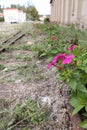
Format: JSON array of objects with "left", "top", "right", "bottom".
[{"left": 3, "top": 8, "right": 18, "bottom": 10}]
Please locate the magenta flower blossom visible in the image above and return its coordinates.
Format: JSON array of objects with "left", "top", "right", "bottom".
[
  {"left": 62, "top": 54, "right": 75, "bottom": 64},
  {"left": 52, "top": 53, "right": 67, "bottom": 64},
  {"left": 47, "top": 63, "right": 53, "bottom": 69},
  {"left": 47, "top": 53, "right": 67, "bottom": 69},
  {"left": 52, "top": 36, "right": 57, "bottom": 41},
  {"left": 68, "top": 45, "right": 77, "bottom": 51}
]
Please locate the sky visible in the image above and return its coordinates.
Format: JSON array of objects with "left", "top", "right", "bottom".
[{"left": 0, "top": 0, "right": 51, "bottom": 14}]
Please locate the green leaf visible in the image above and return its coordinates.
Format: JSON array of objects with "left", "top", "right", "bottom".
[
  {"left": 83, "top": 59, "right": 87, "bottom": 65},
  {"left": 77, "top": 83, "right": 87, "bottom": 93},
  {"left": 72, "top": 105, "right": 84, "bottom": 116},
  {"left": 80, "top": 66, "right": 87, "bottom": 73},
  {"left": 47, "top": 57, "right": 53, "bottom": 62},
  {"left": 70, "top": 97, "right": 80, "bottom": 108},
  {"left": 82, "top": 112, "right": 87, "bottom": 117},
  {"left": 73, "top": 48, "right": 81, "bottom": 56},
  {"left": 7, "top": 126, "right": 13, "bottom": 130},
  {"left": 80, "top": 119, "right": 87, "bottom": 129},
  {"left": 40, "top": 53, "right": 46, "bottom": 58},
  {"left": 85, "top": 105, "right": 87, "bottom": 111},
  {"left": 0, "top": 110, "right": 3, "bottom": 114},
  {"left": 8, "top": 118, "right": 15, "bottom": 126},
  {"left": 51, "top": 49, "right": 58, "bottom": 54},
  {"left": 69, "top": 80, "right": 77, "bottom": 91}
]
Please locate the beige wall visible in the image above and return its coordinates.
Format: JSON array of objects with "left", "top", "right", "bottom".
[
  {"left": 60, "top": 0, "right": 64, "bottom": 23},
  {"left": 50, "top": 0, "right": 56, "bottom": 22},
  {"left": 64, "top": 0, "right": 68, "bottom": 24},
  {"left": 50, "top": 0, "right": 87, "bottom": 28},
  {"left": 80, "top": 0, "right": 87, "bottom": 23},
  {"left": 71, "top": 0, "right": 78, "bottom": 23}
]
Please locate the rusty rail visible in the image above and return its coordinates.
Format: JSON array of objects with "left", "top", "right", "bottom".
[
  {"left": 0, "top": 31, "right": 25, "bottom": 53},
  {"left": 1, "top": 30, "right": 22, "bottom": 44}
]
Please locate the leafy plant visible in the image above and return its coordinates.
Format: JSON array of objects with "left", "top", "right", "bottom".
[
  {"left": 0, "top": 17, "right": 4, "bottom": 22},
  {"left": 0, "top": 54, "right": 6, "bottom": 60},
  {"left": 16, "top": 54, "right": 32, "bottom": 61},
  {"left": 44, "top": 17, "right": 50, "bottom": 23},
  {"left": 48, "top": 43, "right": 87, "bottom": 128},
  {"left": 37, "top": 23, "right": 87, "bottom": 128},
  {"left": 0, "top": 64, "right": 5, "bottom": 70},
  {"left": 0, "top": 99, "right": 51, "bottom": 130}
]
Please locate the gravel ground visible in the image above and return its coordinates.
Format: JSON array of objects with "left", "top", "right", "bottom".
[{"left": 0, "top": 23, "right": 72, "bottom": 130}]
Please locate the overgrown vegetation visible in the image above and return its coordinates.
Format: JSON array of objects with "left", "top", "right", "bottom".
[
  {"left": 5, "top": 44, "right": 31, "bottom": 51},
  {"left": 0, "top": 64, "right": 5, "bottom": 70},
  {"left": 0, "top": 99, "right": 51, "bottom": 130},
  {"left": 1, "top": 22, "right": 87, "bottom": 129},
  {"left": 32, "top": 23, "right": 87, "bottom": 129},
  {"left": 0, "top": 17, "right": 4, "bottom": 22},
  {"left": 0, "top": 54, "right": 6, "bottom": 60},
  {"left": 0, "top": 23, "right": 54, "bottom": 130},
  {"left": 44, "top": 17, "right": 50, "bottom": 23}
]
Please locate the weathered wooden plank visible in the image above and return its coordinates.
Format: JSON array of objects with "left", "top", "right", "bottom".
[{"left": 0, "top": 33, "right": 25, "bottom": 53}]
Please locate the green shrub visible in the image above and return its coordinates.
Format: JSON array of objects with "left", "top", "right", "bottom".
[
  {"left": 0, "top": 17, "right": 4, "bottom": 22},
  {"left": 0, "top": 99, "right": 51, "bottom": 130},
  {"left": 44, "top": 17, "right": 50, "bottom": 23},
  {"left": 34, "top": 23, "right": 87, "bottom": 129}
]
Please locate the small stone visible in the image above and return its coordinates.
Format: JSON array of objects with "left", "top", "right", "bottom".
[
  {"left": 27, "top": 41, "right": 33, "bottom": 45},
  {"left": 3, "top": 68, "right": 8, "bottom": 72},
  {"left": 15, "top": 80, "right": 21, "bottom": 84},
  {"left": 41, "top": 96, "right": 52, "bottom": 105}
]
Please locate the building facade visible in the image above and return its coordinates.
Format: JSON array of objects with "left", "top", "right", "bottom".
[
  {"left": 50, "top": 0, "right": 87, "bottom": 28},
  {"left": 3, "top": 8, "right": 26, "bottom": 23}
]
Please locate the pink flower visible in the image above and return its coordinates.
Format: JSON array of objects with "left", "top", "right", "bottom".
[
  {"left": 47, "top": 53, "right": 67, "bottom": 69},
  {"left": 68, "top": 45, "right": 77, "bottom": 51},
  {"left": 62, "top": 54, "right": 75, "bottom": 64},
  {"left": 58, "top": 53, "right": 67, "bottom": 58},
  {"left": 52, "top": 36, "right": 57, "bottom": 41},
  {"left": 47, "top": 63, "right": 53, "bottom": 69},
  {"left": 52, "top": 53, "right": 67, "bottom": 64}
]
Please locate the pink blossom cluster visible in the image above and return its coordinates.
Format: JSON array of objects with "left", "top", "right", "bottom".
[
  {"left": 68, "top": 45, "right": 77, "bottom": 51},
  {"left": 48, "top": 53, "right": 75, "bottom": 69},
  {"left": 51, "top": 36, "right": 57, "bottom": 41},
  {"left": 62, "top": 54, "right": 74, "bottom": 64}
]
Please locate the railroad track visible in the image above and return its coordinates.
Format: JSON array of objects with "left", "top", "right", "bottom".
[{"left": 0, "top": 30, "right": 25, "bottom": 53}]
